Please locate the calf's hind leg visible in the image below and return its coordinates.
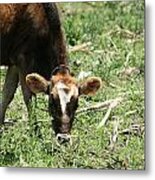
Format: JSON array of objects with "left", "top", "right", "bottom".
[{"left": 0, "top": 66, "right": 19, "bottom": 124}]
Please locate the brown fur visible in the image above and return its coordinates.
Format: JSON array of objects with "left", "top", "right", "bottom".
[
  {"left": 0, "top": 4, "right": 25, "bottom": 33},
  {"left": 26, "top": 4, "right": 49, "bottom": 35},
  {"left": 80, "top": 77, "right": 102, "bottom": 95},
  {"left": 51, "top": 72, "right": 78, "bottom": 99},
  {"left": 0, "top": 3, "right": 68, "bottom": 125},
  {"left": 26, "top": 73, "right": 49, "bottom": 94},
  {"left": 0, "top": 4, "right": 49, "bottom": 35},
  {"left": 51, "top": 73, "right": 77, "bottom": 87}
]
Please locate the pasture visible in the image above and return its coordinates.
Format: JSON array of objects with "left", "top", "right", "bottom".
[{"left": 0, "top": 1, "right": 145, "bottom": 169}]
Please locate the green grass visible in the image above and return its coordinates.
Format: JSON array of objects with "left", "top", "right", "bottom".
[{"left": 0, "top": 1, "right": 144, "bottom": 169}]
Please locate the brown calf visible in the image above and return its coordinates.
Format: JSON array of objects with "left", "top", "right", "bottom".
[{"left": 0, "top": 3, "right": 102, "bottom": 143}]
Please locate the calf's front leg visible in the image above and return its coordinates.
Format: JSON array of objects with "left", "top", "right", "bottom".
[{"left": 0, "top": 66, "right": 19, "bottom": 124}]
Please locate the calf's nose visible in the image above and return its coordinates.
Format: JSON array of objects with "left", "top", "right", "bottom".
[{"left": 56, "top": 133, "right": 71, "bottom": 144}]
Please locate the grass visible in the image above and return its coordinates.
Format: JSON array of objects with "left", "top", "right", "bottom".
[{"left": 0, "top": 1, "right": 145, "bottom": 169}]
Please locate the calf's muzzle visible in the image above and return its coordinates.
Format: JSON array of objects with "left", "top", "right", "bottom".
[{"left": 56, "top": 133, "right": 71, "bottom": 144}]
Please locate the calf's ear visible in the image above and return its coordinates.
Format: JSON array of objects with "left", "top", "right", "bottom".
[
  {"left": 79, "top": 77, "right": 102, "bottom": 95},
  {"left": 26, "top": 73, "right": 49, "bottom": 94}
]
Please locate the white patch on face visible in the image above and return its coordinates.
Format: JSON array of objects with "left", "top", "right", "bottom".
[{"left": 56, "top": 81, "right": 78, "bottom": 114}]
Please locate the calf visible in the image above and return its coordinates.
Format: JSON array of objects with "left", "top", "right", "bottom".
[{"left": 0, "top": 3, "right": 102, "bottom": 142}]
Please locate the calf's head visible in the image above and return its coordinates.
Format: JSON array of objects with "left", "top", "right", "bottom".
[{"left": 26, "top": 66, "right": 102, "bottom": 143}]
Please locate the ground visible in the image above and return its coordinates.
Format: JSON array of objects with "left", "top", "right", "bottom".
[{"left": 0, "top": 1, "right": 144, "bottom": 169}]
